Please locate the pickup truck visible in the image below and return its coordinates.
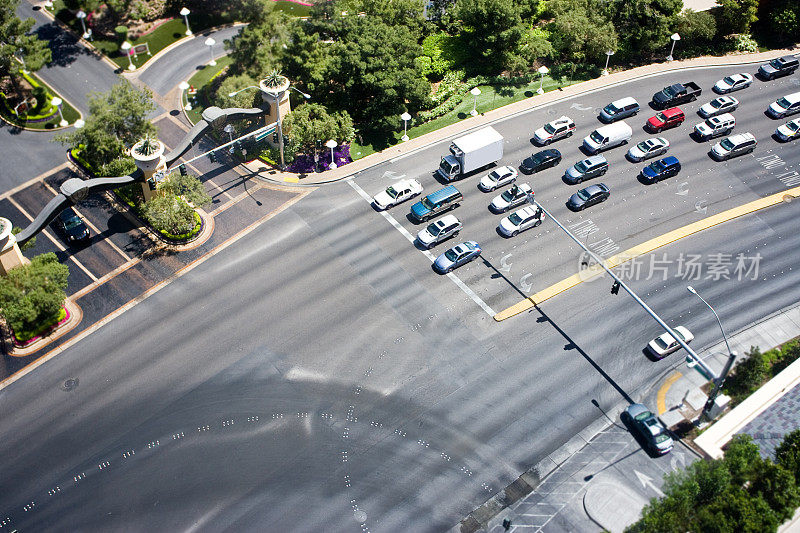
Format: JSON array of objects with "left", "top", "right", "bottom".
[{"left": 652, "top": 82, "right": 702, "bottom": 109}]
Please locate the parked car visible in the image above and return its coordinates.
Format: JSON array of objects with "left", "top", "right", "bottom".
[
  {"left": 775, "top": 118, "right": 800, "bottom": 142},
  {"left": 711, "top": 132, "right": 757, "bottom": 161},
  {"left": 409, "top": 185, "right": 463, "bottom": 223},
  {"left": 566, "top": 183, "right": 610, "bottom": 211},
  {"left": 433, "top": 241, "right": 481, "bottom": 273},
  {"left": 563, "top": 155, "right": 608, "bottom": 184},
  {"left": 478, "top": 165, "right": 518, "bottom": 192},
  {"left": 758, "top": 55, "right": 799, "bottom": 81},
  {"left": 372, "top": 178, "right": 423, "bottom": 210},
  {"left": 647, "top": 326, "right": 694, "bottom": 359},
  {"left": 599, "top": 97, "right": 640, "bottom": 123},
  {"left": 490, "top": 183, "right": 533, "bottom": 213},
  {"left": 699, "top": 96, "right": 739, "bottom": 118},
  {"left": 416, "top": 214, "right": 462, "bottom": 249},
  {"left": 694, "top": 113, "right": 735, "bottom": 141},
  {"left": 533, "top": 115, "right": 576, "bottom": 145},
  {"left": 646, "top": 107, "right": 685, "bottom": 133},
  {"left": 498, "top": 206, "right": 545, "bottom": 237},
  {"left": 767, "top": 92, "right": 800, "bottom": 119},
  {"left": 52, "top": 207, "right": 90, "bottom": 245},
  {"left": 652, "top": 81, "right": 701, "bottom": 109},
  {"left": 713, "top": 73, "right": 753, "bottom": 94},
  {"left": 520, "top": 149, "right": 562, "bottom": 174},
  {"left": 627, "top": 137, "right": 670, "bottom": 162},
  {"left": 640, "top": 156, "right": 681, "bottom": 184},
  {"left": 624, "top": 403, "right": 674, "bottom": 455}
]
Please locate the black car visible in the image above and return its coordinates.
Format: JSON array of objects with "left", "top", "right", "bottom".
[
  {"left": 52, "top": 207, "right": 90, "bottom": 245},
  {"left": 520, "top": 149, "right": 561, "bottom": 174},
  {"left": 566, "top": 183, "right": 610, "bottom": 211}
]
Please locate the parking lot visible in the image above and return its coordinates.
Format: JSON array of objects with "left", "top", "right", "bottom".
[{"left": 344, "top": 68, "right": 800, "bottom": 317}]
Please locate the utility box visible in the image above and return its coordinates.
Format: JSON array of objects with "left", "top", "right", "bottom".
[{"left": 437, "top": 126, "right": 504, "bottom": 181}]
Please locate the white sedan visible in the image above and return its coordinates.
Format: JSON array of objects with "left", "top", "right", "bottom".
[
  {"left": 372, "top": 178, "right": 423, "bottom": 210},
  {"left": 627, "top": 137, "right": 669, "bottom": 162},
  {"left": 699, "top": 96, "right": 739, "bottom": 118},
  {"left": 776, "top": 118, "right": 800, "bottom": 142},
  {"left": 478, "top": 165, "right": 518, "bottom": 192},
  {"left": 489, "top": 183, "right": 532, "bottom": 213},
  {"left": 498, "top": 206, "right": 545, "bottom": 237},
  {"left": 713, "top": 73, "right": 753, "bottom": 94},
  {"left": 647, "top": 326, "right": 694, "bottom": 359},
  {"left": 533, "top": 115, "right": 575, "bottom": 145}
]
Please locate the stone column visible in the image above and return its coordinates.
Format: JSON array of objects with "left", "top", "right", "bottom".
[
  {"left": 259, "top": 77, "right": 291, "bottom": 147},
  {"left": 130, "top": 139, "right": 167, "bottom": 202},
  {"left": 0, "top": 218, "right": 25, "bottom": 275}
]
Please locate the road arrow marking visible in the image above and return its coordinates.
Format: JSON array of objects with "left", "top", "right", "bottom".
[
  {"left": 695, "top": 200, "right": 708, "bottom": 215},
  {"left": 520, "top": 273, "right": 533, "bottom": 293},
  {"left": 634, "top": 470, "right": 666, "bottom": 497},
  {"left": 500, "top": 253, "right": 513, "bottom": 272},
  {"left": 382, "top": 171, "right": 406, "bottom": 180},
  {"left": 570, "top": 103, "right": 592, "bottom": 111},
  {"left": 676, "top": 182, "right": 689, "bottom": 196}
]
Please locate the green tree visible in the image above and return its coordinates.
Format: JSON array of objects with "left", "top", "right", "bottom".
[
  {"left": 610, "top": 0, "right": 683, "bottom": 57},
  {"left": 548, "top": 0, "right": 617, "bottom": 68},
  {"left": 225, "top": 5, "right": 289, "bottom": 79},
  {"left": 453, "top": 0, "right": 528, "bottom": 73},
  {"left": 54, "top": 81, "right": 156, "bottom": 170},
  {"left": 776, "top": 430, "right": 800, "bottom": 482},
  {"left": 751, "top": 461, "right": 800, "bottom": 522},
  {"left": 283, "top": 103, "right": 353, "bottom": 152},
  {"left": 0, "top": 253, "right": 68, "bottom": 339},
  {"left": 281, "top": 21, "right": 332, "bottom": 95},
  {"left": 338, "top": 0, "right": 426, "bottom": 36},
  {"left": 724, "top": 346, "right": 769, "bottom": 399},
  {"left": 99, "top": 156, "right": 137, "bottom": 178},
  {"left": 676, "top": 9, "right": 717, "bottom": 54},
  {"left": 159, "top": 172, "right": 211, "bottom": 209},
  {"left": 766, "top": 0, "right": 800, "bottom": 43},
  {"left": 215, "top": 73, "right": 260, "bottom": 110},
  {"left": 142, "top": 195, "right": 197, "bottom": 236},
  {"left": 0, "top": 0, "right": 52, "bottom": 90},
  {"left": 716, "top": 0, "right": 759, "bottom": 35},
  {"left": 693, "top": 486, "right": 779, "bottom": 532}
]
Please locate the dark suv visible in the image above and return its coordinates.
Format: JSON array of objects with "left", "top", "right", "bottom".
[{"left": 758, "top": 56, "right": 799, "bottom": 81}]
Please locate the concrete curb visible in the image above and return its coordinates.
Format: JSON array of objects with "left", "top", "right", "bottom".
[{"left": 252, "top": 47, "right": 799, "bottom": 187}]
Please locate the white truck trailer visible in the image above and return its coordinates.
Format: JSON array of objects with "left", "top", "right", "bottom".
[{"left": 437, "top": 126, "right": 504, "bottom": 181}]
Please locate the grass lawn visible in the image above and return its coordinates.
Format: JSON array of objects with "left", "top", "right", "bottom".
[
  {"left": 0, "top": 72, "right": 80, "bottom": 130},
  {"left": 183, "top": 55, "right": 234, "bottom": 124},
  {"left": 350, "top": 76, "right": 579, "bottom": 160}
]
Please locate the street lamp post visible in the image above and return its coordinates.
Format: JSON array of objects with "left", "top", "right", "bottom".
[
  {"left": 602, "top": 50, "right": 614, "bottom": 76},
  {"left": 76, "top": 10, "right": 91, "bottom": 40},
  {"left": 400, "top": 112, "right": 411, "bottom": 142},
  {"left": 667, "top": 33, "right": 681, "bottom": 62},
  {"left": 470, "top": 87, "right": 481, "bottom": 116},
  {"left": 224, "top": 124, "right": 235, "bottom": 153},
  {"left": 180, "top": 7, "right": 192, "bottom": 35},
  {"left": 120, "top": 41, "right": 135, "bottom": 71},
  {"left": 50, "top": 96, "right": 68, "bottom": 127},
  {"left": 687, "top": 286, "right": 737, "bottom": 417},
  {"left": 537, "top": 65, "right": 549, "bottom": 95},
  {"left": 205, "top": 37, "right": 216, "bottom": 66},
  {"left": 178, "top": 81, "right": 191, "bottom": 110},
  {"left": 326, "top": 139, "right": 338, "bottom": 170}
]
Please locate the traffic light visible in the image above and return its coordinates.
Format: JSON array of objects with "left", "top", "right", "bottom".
[
  {"left": 147, "top": 177, "right": 156, "bottom": 190},
  {"left": 178, "top": 164, "right": 187, "bottom": 176},
  {"left": 611, "top": 280, "right": 620, "bottom": 295},
  {"left": 315, "top": 139, "right": 322, "bottom": 150},
  {"left": 208, "top": 151, "right": 216, "bottom": 163},
  {"left": 235, "top": 140, "right": 243, "bottom": 151},
  {"left": 272, "top": 132, "right": 278, "bottom": 143}
]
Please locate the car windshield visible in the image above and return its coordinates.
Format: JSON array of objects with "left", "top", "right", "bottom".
[
  {"left": 444, "top": 249, "right": 459, "bottom": 261},
  {"left": 720, "top": 138, "right": 735, "bottom": 151},
  {"left": 777, "top": 97, "right": 791, "bottom": 108},
  {"left": 501, "top": 190, "right": 515, "bottom": 201},
  {"left": 508, "top": 213, "right": 522, "bottom": 225},
  {"left": 650, "top": 161, "right": 666, "bottom": 173},
  {"left": 663, "top": 86, "right": 676, "bottom": 97},
  {"left": 722, "top": 76, "right": 735, "bottom": 85},
  {"left": 576, "top": 189, "right": 591, "bottom": 201},
  {"left": 770, "top": 59, "right": 782, "bottom": 68},
  {"left": 574, "top": 160, "right": 588, "bottom": 172},
  {"left": 543, "top": 123, "right": 557, "bottom": 134},
  {"left": 655, "top": 112, "right": 666, "bottom": 122},
  {"left": 711, "top": 99, "right": 724, "bottom": 109},
  {"left": 63, "top": 217, "right": 83, "bottom": 230},
  {"left": 590, "top": 131, "right": 604, "bottom": 143},
  {"left": 385, "top": 186, "right": 399, "bottom": 199},
  {"left": 530, "top": 154, "right": 545, "bottom": 165},
  {"left": 634, "top": 410, "right": 653, "bottom": 422},
  {"left": 604, "top": 103, "right": 618, "bottom": 114},
  {"left": 654, "top": 433, "right": 671, "bottom": 444},
  {"left": 421, "top": 197, "right": 435, "bottom": 209},
  {"left": 426, "top": 221, "right": 444, "bottom": 236},
  {"left": 654, "top": 337, "right": 670, "bottom": 350},
  {"left": 487, "top": 171, "right": 501, "bottom": 182},
  {"left": 788, "top": 122, "right": 800, "bottom": 132}
]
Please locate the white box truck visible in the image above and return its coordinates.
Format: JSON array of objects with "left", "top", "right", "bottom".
[{"left": 437, "top": 127, "right": 504, "bottom": 181}]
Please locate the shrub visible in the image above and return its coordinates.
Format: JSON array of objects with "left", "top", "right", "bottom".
[
  {"left": 728, "top": 33, "right": 759, "bottom": 53},
  {"left": 142, "top": 195, "right": 197, "bottom": 236},
  {"left": 421, "top": 33, "right": 467, "bottom": 79},
  {"left": 99, "top": 156, "right": 137, "bottom": 178},
  {"left": 724, "top": 346, "right": 769, "bottom": 399}
]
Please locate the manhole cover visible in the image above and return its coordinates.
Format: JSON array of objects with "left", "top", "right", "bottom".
[
  {"left": 354, "top": 510, "right": 367, "bottom": 523},
  {"left": 63, "top": 378, "right": 78, "bottom": 391}
]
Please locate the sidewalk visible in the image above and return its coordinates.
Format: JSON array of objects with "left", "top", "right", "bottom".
[{"left": 244, "top": 46, "right": 798, "bottom": 187}]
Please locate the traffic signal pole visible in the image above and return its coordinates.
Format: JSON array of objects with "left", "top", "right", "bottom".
[{"left": 527, "top": 194, "right": 721, "bottom": 411}]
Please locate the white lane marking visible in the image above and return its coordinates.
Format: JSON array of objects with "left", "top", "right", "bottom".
[{"left": 348, "top": 179, "right": 496, "bottom": 317}]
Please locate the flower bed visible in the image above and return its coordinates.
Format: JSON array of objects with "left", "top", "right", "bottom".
[
  {"left": 11, "top": 307, "right": 69, "bottom": 347},
  {"left": 286, "top": 144, "right": 352, "bottom": 173}
]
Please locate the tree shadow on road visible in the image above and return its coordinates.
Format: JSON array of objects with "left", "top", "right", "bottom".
[{"left": 35, "top": 22, "right": 95, "bottom": 68}]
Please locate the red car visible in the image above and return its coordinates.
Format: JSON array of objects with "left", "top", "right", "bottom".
[{"left": 646, "top": 107, "right": 685, "bottom": 133}]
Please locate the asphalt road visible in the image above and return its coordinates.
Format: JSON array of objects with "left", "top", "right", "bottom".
[{"left": 1, "top": 61, "right": 799, "bottom": 531}]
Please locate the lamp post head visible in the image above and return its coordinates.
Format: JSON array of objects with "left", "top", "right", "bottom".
[
  {"left": 76, "top": 10, "right": 86, "bottom": 18},
  {"left": 671, "top": 33, "right": 681, "bottom": 41},
  {"left": 400, "top": 112, "right": 411, "bottom": 122},
  {"left": 470, "top": 87, "right": 481, "bottom": 96},
  {"left": 180, "top": 7, "right": 190, "bottom": 16},
  {"left": 325, "top": 139, "right": 337, "bottom": 149},
  {"left": 606, "top": 50, "right": 615, "bottom": 56},
  {"left": 178, "top": 81, "right": 190, "bottom": 91},
  {"left": 50, "top": 96, "right": 62, "bottom": 107},
  {"left": 74, "top": 119, "right": 85, "bottom": 128},
  {"left": 121, "top": 41, "right": 132, "bottom": 50},
  {"left": 204, "top": 37, "right": 215, "bottom": 47},
  {"left": 687, "top": 285, "right": 697, "bottom": 294},
  {"left": 538, "top": 65, "right": 549, "bottom": 75},
  {"left": 223, "top": 124, "right": 234, "bottom": 134}
]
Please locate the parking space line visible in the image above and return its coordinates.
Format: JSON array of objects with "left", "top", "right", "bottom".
[
  {"left": 495, "top": 185, "right": 800, "bottom": 321},
  {"left": 347, "top": 179, "right": 496, "bottom": 317},
  {"left": 207, "top": 185, "right": 264, "bottom": 217},
  {"left": 37, "top": 181, "right": 134, "bottom": 263},
  {"left": 71, "top": 257, "right": 142, "bottom": 300},
  {"left": 7, "top": 197, "right": 98, "bottom": 282}
]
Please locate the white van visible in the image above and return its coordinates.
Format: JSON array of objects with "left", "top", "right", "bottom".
[{"left": 583, "top": 121, "right": 633, "bottom": 154}]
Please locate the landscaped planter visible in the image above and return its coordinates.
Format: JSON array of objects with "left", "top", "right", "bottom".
[{"left": 11, "top": 307, "right": 69, "bottom": 348}]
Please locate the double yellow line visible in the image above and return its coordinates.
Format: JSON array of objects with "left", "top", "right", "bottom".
[{"left": 495, "top": 187, "right": 800, "bottom": 321}]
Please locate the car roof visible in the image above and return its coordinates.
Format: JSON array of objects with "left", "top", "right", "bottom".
[
  {"left": 583, "top": 155, "right": 607, "bottom": 165},
  {"left": 426, "top": 185, "right": 460, "bottom": 202},
  {"left": 660, "top": 156, "right": 679, "bottom": 165},
  {"left": 59, "top": 207, "right": 79, "bottom": 220},
  {"left": 551, "top": 115, "right": 573, "bottom": 125},
  {"left": 781, "top": 92, "right": 800, "bottom": 103},
  {"left": 532, "top": 149, "right": 560, "bottom": 158},
  {"left": 660, "top": 107, "right": 683, "bottom": 117},
  {"left": 493, "top": 165, "right": 515, "bottom": 174},
  {"left": 436, "top": 214, "right": 459, "bottom": 226},
  {"left": 584, "top": 183, "right": 608, "bottom": 194},
  {"left": 728, "top": 132, "right": 756, "bottom": 143},
  {"left": 513, "top": 205, "right": 539, "bottom": 218},
  {"left": 611, "top": 96, "right": 637, "bottom": 107},
  {"left": 709, "top": 113, "right": 735, "bottom": 124},
  {"left": 626, "top": 403, "right": 649, "bottom": 418}
]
